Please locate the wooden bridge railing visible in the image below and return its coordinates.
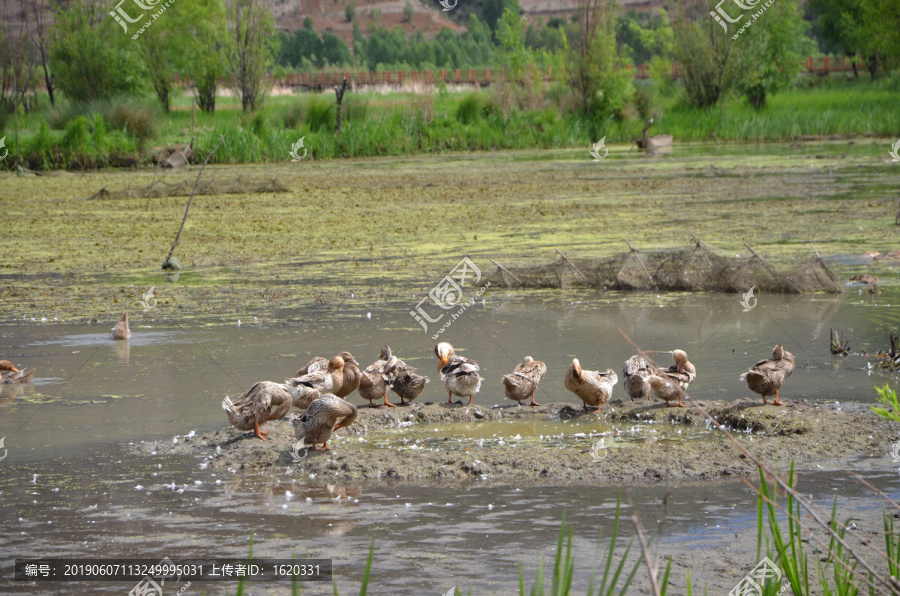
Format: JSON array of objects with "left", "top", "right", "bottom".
[{"left": 173, "top": 57, "right": 866, "bottom": 89}]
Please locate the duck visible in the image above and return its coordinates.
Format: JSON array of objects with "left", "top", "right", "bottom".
[
  {"left": 375, "top": 345, "right": 429, "bottom": 405},
  {"left": 221, "top": 381, "right": 293, "bottom": 440},
  {"left": 109, "top": 312, "right": 131, "bottom": 340},
  {"left": 648, "top": 350, "right": 696, "bottom": 408},
  {"left": 741, "top": 344, "right": 795, "bottom": 406},
  {"left": 333, "top": 352, "right": 362, "bottom": 398},
  {"left": 283, "top": 355, "right": 345, "bottom": 409},
  {"left": 295, "top": 356, "right": 328, "bottom": 377},
  {"left": 502, "top": 356, "right": 547, "bottom": 406},
  {"left": 434, "top": 342, "right": 482, "bottom": 405},
  {"left": 623, "top": 354, "right": 655, "bottom": 401},
  {"left": 0, "top": 360, "right": 36, "bottom": 384},
  {"left": 564, "top": 358, "right": 618, "bottom": 412},
  {"left": 290, "top": 393, "right": 358, "bottom": 451},
  {"left": 359, "top": 352, "right": 399, "bottom": 408}
]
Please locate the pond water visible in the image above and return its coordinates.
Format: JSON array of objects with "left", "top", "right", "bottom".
[{"left": 2, "top": 287, "right": 900, "bottom": 593}]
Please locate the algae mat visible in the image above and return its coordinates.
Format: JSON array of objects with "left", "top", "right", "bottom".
[{"left": 0, "top": 143, "right": 897, "bottom": 323}]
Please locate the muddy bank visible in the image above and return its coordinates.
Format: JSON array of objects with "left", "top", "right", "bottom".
[{"left": 127, "top": 398, "right": 899, "bottom": 486}]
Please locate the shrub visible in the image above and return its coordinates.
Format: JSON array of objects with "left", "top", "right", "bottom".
[
  {"left": 306, "top": 94, "right": 336, "bottom": 132},
  {"left": 456, "top": 92, "right": 487, "bottom": 125}
]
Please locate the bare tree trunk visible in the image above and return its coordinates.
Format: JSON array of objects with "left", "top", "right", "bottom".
[{"left": 334, "top": 77, "right": 347, "bottom": 135}]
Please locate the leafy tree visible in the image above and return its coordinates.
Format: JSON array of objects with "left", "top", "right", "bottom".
[
  {"left": 860, "top": 0, "right": 900, "bottom": 72},
  {"left": 171, "top": 0, "right": 230, "bottom": 113},
  {"left": 402, "top": 0, "right": 414, "bottom": 23},
  {"left": 321, "top": 31, "right": 351, "bottom": 65},
  {"left": 21, "top": 0, "right": 57, "bottom": 106},
  {"left": 616, "top": 8, "right": 673, "bottom": 65},
  {"left": 807, "top": 0, "right": 864, "bottom": 61},
  {"left": 137, "top": 20, "right": 177, "bottom": 112},
  {"left": 49, "top": 0, "right": 144, "bottom": 103},
  {"left": 734, "top": 0, "right": 812, "bottom": 108},
  {"left": 345, "top": 3, "right": 355, "bottom": 22},
  {"left": 226, "top": 0, "right": 279, "bottom": 112},
  {"left": 670, "top": 0, "right": 742, "bottom": 109},
  {"left": 569, "top": 0, "right": 633, "bottom": 119},
  {"left": 0, "top": 0, "right": 35, "bottom": 121},
  {"left": 482, "top": 0, "right": 519, "bottom": 35}
]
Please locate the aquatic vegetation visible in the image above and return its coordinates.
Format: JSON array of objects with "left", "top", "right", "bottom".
[{"left": 871, "top": 384, "right": 900, "bottom": 422}]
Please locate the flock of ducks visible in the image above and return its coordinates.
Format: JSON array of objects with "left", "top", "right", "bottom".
[
  {"left": 1, "top": 311, "right": 798, "bottom": 450},
  {"left": 216, "top": 340, "right": 797, "bottom": 452}
]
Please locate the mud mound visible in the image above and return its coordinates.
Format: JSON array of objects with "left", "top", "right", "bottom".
[{"left": 127, "top": 398, "right": 898, "bottom": 487}]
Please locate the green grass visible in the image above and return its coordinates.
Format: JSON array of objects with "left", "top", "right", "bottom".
[{"left": 2, "top": 74, "right": 899, "bottom": 170}]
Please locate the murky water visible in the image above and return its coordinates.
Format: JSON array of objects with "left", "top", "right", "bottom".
[{"left": 2, "top": 288, "right": 900, "bottom": 593}]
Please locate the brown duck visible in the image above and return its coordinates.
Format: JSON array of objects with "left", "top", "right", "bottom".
[
  {"left": 222, "top": 381, "right": 293, "bottom": 440},
  {"left": 333, "top": 352, "right": 362, "bottom": 398},
  {"left": 284, "top": 355, "right": 345, "bottom": 409},
  {"left": 564, "top": 358, "right": 618, "bottom": 412},
  {"left": 377, "top": 345, "right": 429, "bottom": 405},
  {"left": 648, "top": 350, "right": 696, "bottom": 408},
  {"left": 359, "top": 352, "right": 399, "bottom": 408},
  {"left": 290, "top": 393, "right": 358, "bottom": 451},
  {"left": 435, "top": 342, "right": 482, "bottom": 405},
  {"left": 0, "top": 360, "right": 36, "bottom": 384},
  {"left": 741, "top": 345, "right": 795, "bottom": 406},
  {"left": 623, "top": 354, "right": 655, "bottom": 402},
  {"left": 502, "top": 356, "right": 547, "bottom": 406},
  {"left": 109, "top": 312, "right": 131, "bottom": 340}
]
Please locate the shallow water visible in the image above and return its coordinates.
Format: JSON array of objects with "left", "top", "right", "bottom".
[
  {"left": 3, "top": 450, "right": 899, "bottom": 594},
  {"left": 1, "top": 289, "right": 897, "bottom": 462}
]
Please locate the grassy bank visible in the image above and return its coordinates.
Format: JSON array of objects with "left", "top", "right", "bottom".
[{"left": 2, "top": 75, "right": 899, "bottom": 170}]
